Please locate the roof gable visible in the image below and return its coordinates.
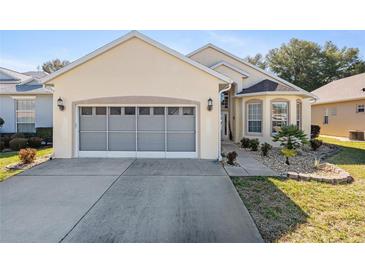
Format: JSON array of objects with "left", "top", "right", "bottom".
[
  {"left": 41, "top": 31, "right": 232, "bottom": 84},
  {"left": 187, "top": 43, "right": 306, "bottom": 93},
  {"left": 210, "top": 61, "right": 249, "bottom": 78}
]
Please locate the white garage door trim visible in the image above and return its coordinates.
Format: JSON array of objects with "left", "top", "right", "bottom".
[{"left": 74, "top": 104, "right": 198, "bottom": 158}]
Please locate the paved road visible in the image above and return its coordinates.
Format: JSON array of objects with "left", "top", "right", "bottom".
[{"left": 0, "top": 158, "right": 263, "bottom": 243}]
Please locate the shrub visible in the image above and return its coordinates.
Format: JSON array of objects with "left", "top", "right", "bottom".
[
  {"left": 0, "top": 141, "right": 4, "bottom": 151},
  {"left": 0, "top": 135, "right": 11, "bottom": 147},
  {"left": 11, "top": 133, "right": 25, "bottom": 139},
  {"left": 311, "top": 125, "right": 321, "bottom": 139},
  {"left": 28, "top": 136, "right": 42, "bottom": 148},
  {"left": 36, "top": 127, "right": 52, "bottom": 145},
  {"left": 261, "top": 142, "right": 272, "bottom": 156},
  {"left": 273, "top": 125, "right": 308, "bottom": 165},
  {"left": 9, "top": 138, "right": 28, "bottom": 151},
  {"left": 249, "top": 138, "right": 260, "bottom": 151},
  {"left": 226, "top": 151, "right": 237, "bottom": 165},
  {"left": 19, "top": 148, "right": 37, "bottom": 164},
  {"left": 240, "top": 137, "right": 251, "bottom": 148},
  {"left": 0, "top": 117, "right": 4, "bottom": 128},
  {"left": 310, "top": 139, "right": 323, "bottom": 151}
]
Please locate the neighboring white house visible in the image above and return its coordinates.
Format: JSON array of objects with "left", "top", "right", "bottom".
[
  {"left": 42, "top": 31, "right": 315, "bottom": 160},
  {"left": 0, "top": 67, "right": 53, "bottom": 133}
]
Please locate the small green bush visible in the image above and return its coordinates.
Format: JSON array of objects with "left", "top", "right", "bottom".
[
  {"left": 310, "top": 139, "right": 323, "bottom": 151},
  {"left": 0, "top": 135, "right": 11, "bottom": 147},
  {"left": 0, "top": 117, "right": 4, "bottom": 128},
  {"left": 249, "top": 138, "right": 260, "bottom": 151},
  {"left": 226, "top": 151, "right": 238, "bottom": 165},
  {"left": 261, "top": 142, "right": 272, "bottom": 156},
  {"left": 36, "top": 127, "right": 52, "bottom": 145},
  {"left": 28, "top": 136, "right": 42, "bottom": 148},
  {"left": 240, "top": 137, "right": 251, "bottom": 148},
  {"left": 9, "top": 138, "right": 28, "bottom": 151},
  {"left": 0, "top": 141, "right": 4, "bottom": 151},
  {"left": 11, "top": 133, "right": 25, "bottom": 139}
]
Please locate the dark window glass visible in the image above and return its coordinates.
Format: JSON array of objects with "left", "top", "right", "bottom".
[
  {"left": 110, "top": 107, "right": 121, "bottom": 115},
  {"left": 168, "top": 107, "right": 179, "bottom": 115},
  {"left": 139, "top": 107, "right": 150, "bottom": 115},
  {"left": 125, "top": 107, "right": 136, "bottom": 115},
  {"left": 183, "top": 107, "right": 194, "bottom": 115},
  {"left": 153, "top": 107, "right": 164, "bottom": 115},
  {"left": 96, "top": 107, "right": 106, "bottom": 115},
  {"left": 324, "top": 116, "right": 329, "bottom": 124},
  {"left": 81, "top": 107, "right": 92, "bottom": 115}
]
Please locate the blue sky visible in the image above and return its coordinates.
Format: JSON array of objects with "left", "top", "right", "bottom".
[{"left": 1, "top": 30, "right": 364, "bottom": 72}]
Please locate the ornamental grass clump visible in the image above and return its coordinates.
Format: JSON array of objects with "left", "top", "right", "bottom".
[
  {"left": 273, "top": 125, "right": 308, "bottom": 165},
  {"left": 19, "top": 148, "right": 37, "bottom": 164}
]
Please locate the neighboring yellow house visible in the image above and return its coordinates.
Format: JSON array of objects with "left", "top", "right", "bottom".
[
  {"left": 42, "top": 31, "right": 315, "bottom": 160},
  {"left": 311, "top": 73, "right": 365, "bottom": 140}
]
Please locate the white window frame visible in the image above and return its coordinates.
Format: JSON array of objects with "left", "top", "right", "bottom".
[
  {"left": 246, "top": 102, "right": 262, "bottom": 134},
  {"left": 13, "top": 96, "right": 36, "bottom": 133},
  {"left": 75, "top": 104, "right": 198, "bottom": 159},
  {"left": 271, "top": 101, "right": 289, "bottom": 135},
  {"left": 356, "top": 104, "right": 365, "bottom": 113},
  {"left": 296, "top": 100, "right": 302, "bottom": 129}
]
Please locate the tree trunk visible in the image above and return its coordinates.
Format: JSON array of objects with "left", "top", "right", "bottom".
[{"left": 286, "top": 157, "right": 290, "bottom": 165}]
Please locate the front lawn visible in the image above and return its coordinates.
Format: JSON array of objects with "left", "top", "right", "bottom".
[
  {"left": 233, "top": 137, "right": 365, "bottom": 243},
  {"left": 0, "top": 147, "right": 53, "bottom": 182}
]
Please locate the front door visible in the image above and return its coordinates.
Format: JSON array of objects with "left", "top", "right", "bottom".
[{"left": 221, "top": 111, "right": 229, "bottom": 140}]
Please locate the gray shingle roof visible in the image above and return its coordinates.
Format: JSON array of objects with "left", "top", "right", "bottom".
[
  {"left": 237, "top": 79, "right": 294, "bottom": 95},
  {"left": 23, "top": 71, "right": 48, "bottom": 79}
]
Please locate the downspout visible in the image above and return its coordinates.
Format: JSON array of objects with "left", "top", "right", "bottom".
[{"left": 218, "top": 83, "right": 232, "bottom": 161}]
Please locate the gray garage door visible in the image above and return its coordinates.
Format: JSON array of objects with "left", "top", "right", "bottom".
[{"left": 78, "top": 106, "right": 196, "bottom": 157}]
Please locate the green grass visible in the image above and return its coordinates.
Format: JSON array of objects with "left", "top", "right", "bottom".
[
  {"left": 0, "top": 147, "right": 53, "bottom": 182},
  {"left": 233, "top": 137, "right": 365, "bottom": 243}
]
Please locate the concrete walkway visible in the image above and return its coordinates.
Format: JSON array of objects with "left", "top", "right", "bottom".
[
  {"left": 222, "top": 142, "right": 277, "bottom": 176},
  {"left": 0, "top": 158, "right": 263, "bottom": 243}
]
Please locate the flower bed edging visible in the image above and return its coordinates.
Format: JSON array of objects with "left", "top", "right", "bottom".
[{"left": 287, "top": 163, "right": 353, "bottom": 184}]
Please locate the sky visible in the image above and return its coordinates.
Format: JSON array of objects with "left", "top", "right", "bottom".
[{"left": 1, "top": 30, "right": 365, "bottom": 72}]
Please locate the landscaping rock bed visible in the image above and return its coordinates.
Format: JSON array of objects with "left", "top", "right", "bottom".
[
  {"left": 241, "top": 143, "right": 351, "bottom": 183},
  {"left": 6, "top": 154, "right": 51, "bottom": 171}
]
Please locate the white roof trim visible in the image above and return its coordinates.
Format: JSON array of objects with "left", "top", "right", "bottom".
[
  {"left": 234, "top": 90, "right": 317, "bottom": 99},
  {"left": 210, "top": 61, "right": 249, "bottom": 78},
  {"left": 41, "top": 31, "right": 233, "bottom": 84},
  {"left": 187, "top": 43, "right": 308, "bottom": 93},
  {"left": 312, "top": 96, "right": 365, "bottom": 105}
]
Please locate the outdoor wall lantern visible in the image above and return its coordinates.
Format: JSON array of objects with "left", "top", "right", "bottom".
[
  {"left": 57, "top": 97, "right": 65, "bottom": 111},
  {"left": 207, "top": 98, "right": 213, "bottom": 111}
]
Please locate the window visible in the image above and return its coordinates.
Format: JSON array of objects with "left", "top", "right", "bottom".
[
  {"left": 221, "top": 92, "right": 228, "bottom": 109},
  {"left": 139, "top": 107, "right": 150, "bottom": 115},
  {"left": 95, "top": 107, "right": 106, "bottom": 115},
  {"left": 183, "top": 107, "right": 194, "bottom": 116},
  {"left": 168, "top": 107, "right": 179, "bottom": 115},
  {"left": 272, "top": 101, "right": 289, "bottom": 134},
  {"left": 153, "top": 107, "right": 164, "bottom": 115},
  {"left": 247, "top": 102, "right": 262, "bottom": 133},
  {"left": 357, "top": 104, "right": 365, "bottom": 113},
  {"left": 81, "top": 107, "right": 92, "bottom": 115},
  {"left": 110, "top": 107, "right": 121, "bottom": 115},
  {"left": 324, "top": 109, "right": 329, "bottom": 124},
  {"left": 125, "top": 107, "right": 135, "bottom": 115},
  {"left": 296, "top": 101, "right": 302, "bottom": 129},
  {"left": 15, "top": 98, "right": 35, "bottom": 133}
]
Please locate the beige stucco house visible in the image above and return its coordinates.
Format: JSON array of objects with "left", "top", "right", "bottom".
[
  {"left": 42, "top": 31, "right": 315, "bottom": 160},
  {"left": 311, "top": 73, "right": 365, "bottom": 140}
]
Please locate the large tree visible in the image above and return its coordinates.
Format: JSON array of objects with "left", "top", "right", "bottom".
[
  {"left": 42, "top": 59, "right": 70, "bottom": 74},
  {"left": 244, "top": 53, "right": 267, "bottom": 70},
  {"left": 264, "top": 39, "right": 365, "bottom": 91}
]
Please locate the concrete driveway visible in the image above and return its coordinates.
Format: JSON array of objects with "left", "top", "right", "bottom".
[{"left": 0, "top": 158, "right": 262, "bottom": 243}]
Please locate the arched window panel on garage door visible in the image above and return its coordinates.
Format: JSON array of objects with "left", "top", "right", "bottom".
[
  {"left": 167, "top": 107, "right": 195, "bottom": 152},
  {"left": 108, "top": 107, "right": 136, "bottom": 151},
  {"left": 79, "top": 107, "right": 107, "bottom": 151}
]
